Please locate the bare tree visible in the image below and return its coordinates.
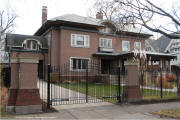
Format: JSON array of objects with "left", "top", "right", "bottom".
[
  {"left": 0, "top": 6, "right": 17, "bottom": 63},
  {"left": 92, "top": 0, "right": 180, "bottom": 39},
  {"left": 0, "top": 10, "right": 17, "bottom": 35}
]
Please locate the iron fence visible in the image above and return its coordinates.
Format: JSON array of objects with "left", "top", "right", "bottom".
[
  {"left": 140, "top": 69, "right": 180, "bottom": 100},
  {"left": 38, "top": 60, "right": 127, "bottom": 107}
]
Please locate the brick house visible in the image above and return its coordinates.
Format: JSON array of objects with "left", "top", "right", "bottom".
[
  {"left": 35, "top": 6, "right": 151, "bottom": 72},
  {"left": 5, "top": 6, "right": 176, "bottom": 77}
]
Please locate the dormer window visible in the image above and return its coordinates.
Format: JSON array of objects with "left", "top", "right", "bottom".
[{"left": 23, "top": 40, "right": 40, "bottom": 50}]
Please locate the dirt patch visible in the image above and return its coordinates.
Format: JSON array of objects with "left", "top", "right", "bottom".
[{"left": 152, "top": 109, "right": 180, "bottom": 119}]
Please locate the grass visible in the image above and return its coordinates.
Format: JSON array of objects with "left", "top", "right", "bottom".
[
  {"left": 141, "top": 88, "right": 178, "bottom": 100},
  {"left": 57, "top": 82, "right": 179, "bottom": 103},
  {"left": 152, "top": 109, "right": 180, "bottom": 119},
  {"left": 59, "top": 82, "right": 120, "bottom": 103}
]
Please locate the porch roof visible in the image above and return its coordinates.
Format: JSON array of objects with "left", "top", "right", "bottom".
[{"left": 93, "top": 51, "right": 177, "bottom": 60}]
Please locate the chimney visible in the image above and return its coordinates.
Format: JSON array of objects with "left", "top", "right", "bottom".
[
  {"left": 96, "top": 11, "right": 103, "bottom": 20},
  {"left": 42, "top": 6, "right": 47, "bottom": 24}
]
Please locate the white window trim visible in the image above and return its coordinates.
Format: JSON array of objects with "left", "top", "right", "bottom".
[
  {"left": 71, "top": 34, "right": 90, "bottom": 48},
  {"left": 24, "top": 40, "right": 40, "bottom": 50},
  {"left": 122, "top": 40, "right": 130, "bottom": 52},
  {"left": 134, "top": 42, "right": 141, "bottom": 51},
  {"left": 99, "top": 38, "right": 112, "bottom": 48},
  {"left": 70, "top": 57, "right": 90, "bottom": 72},
  {"left": 22, "top": 39, "right": 42, "bottom": 49}
]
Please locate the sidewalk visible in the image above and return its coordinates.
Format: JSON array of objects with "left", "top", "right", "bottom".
[{"left": 2, "top": 101, "right": 180, "bottom": 120}]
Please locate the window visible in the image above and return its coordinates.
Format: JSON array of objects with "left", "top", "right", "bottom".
[
  {"left": 122, "top": 41, "right": 130, "bottom": 51},
  {"left": 134, "top": 42, "right": 141, "bottom": 51},
  {"left": 70, "top": 57, "right": 90, "bottom": 71},
  {"left": 71, "top": 34, "right": 90, "bottom": 48},
  {"left": 99, "top": 38, "right": 112, "bottom": 48},
  {"left": 25, "top": 40, "right": 38, "bottom": 50},
  {"left": 174, "top": 48, "right": 180, "bottom": 52}
]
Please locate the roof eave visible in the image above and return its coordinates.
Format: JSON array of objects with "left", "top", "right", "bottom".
[{"left": 34, "top": 19, "right": 103, "bottom": 36}]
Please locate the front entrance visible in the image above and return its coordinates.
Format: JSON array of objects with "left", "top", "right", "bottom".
[
  {"left": 38, "top": 60, "right": 43, "bottom": 79},
  {"left": 101, "top": 59, "right": 111, "bottom": 74}
]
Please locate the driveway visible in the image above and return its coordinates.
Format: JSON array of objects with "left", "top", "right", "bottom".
[
  {"left": 38, "top": 80, "right": 98, "bottom": 105},
  {"left": 3, "top": 101, "right": 180, "bottom": 119}
]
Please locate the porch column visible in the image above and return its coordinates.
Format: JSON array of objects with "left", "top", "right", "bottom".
[
  {"left": 123, "top": 62, "right": 142, "bottom": 102},
  {"left": 168, "top": 60, "right": 171, "bottom": 71},
  {"left": 151, "top": 60, "right": 153, "bottom": 70},
  {"left": 159, "top": 59, "right": 163, "bottom": 69},
  {"left": 6, "top": 58, "right": 42, "bottom": 114}
]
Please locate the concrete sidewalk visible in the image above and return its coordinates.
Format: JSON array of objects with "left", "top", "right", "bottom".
[{"left": 2, "top": 101, "right": 180, "bottom": 120}]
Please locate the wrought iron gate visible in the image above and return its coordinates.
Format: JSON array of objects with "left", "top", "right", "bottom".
[{"left": 44, "top": 61, "right": 125, "bottom": 107}]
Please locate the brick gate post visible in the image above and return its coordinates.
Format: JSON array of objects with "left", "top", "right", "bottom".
[
  {"left": 6, "top": 58, "right": 42, "bottom": 114},
  {"left": 123, "top": 62, "right": 142, "bottom": 102}
]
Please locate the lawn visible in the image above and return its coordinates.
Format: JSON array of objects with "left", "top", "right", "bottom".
[
  {"left": 152, "top": 109, "right": 180, "bottom": 119},
  {"left": 141, "top": 88, "right": 178, "bottom": 100},
  {"left": 59, "top": 82, "right": 120, "bottom": 103},
  {"left": 57, "top": 82, "right": 179, "bottom": 103}
]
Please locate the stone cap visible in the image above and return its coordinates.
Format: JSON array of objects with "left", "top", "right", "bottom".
[
  {"left": 124, "top": 61, "right": 139, "bottom": 66},
  {"left": 11, "top": 58, "right": 39, "bottom": 63}
]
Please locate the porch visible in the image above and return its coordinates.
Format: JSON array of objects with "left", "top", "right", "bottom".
[{"left": 93, "top": 51, "right": 177, "bottom": 72}]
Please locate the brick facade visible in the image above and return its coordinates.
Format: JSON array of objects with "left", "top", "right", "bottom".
[{"left": 45, "top": 28, "right": 146, "bottom": 67}]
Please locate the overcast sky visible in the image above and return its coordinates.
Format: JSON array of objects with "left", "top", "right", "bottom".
[
  {"left": 0, "top": 0, "right": 179, "bottom": 38},
  {"left": 0, "top": 0, "right": 95, "bottom": 35}
]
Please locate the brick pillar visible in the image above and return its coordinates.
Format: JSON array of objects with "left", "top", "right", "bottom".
[
  {"left": 6, "top": 58, "right": 42, "bottom": 114},
  {"left": 123, "top": 62, "right": 142, "bottom": 102}
]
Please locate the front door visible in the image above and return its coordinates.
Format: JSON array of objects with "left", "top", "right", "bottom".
[
  {"left": 38, "top": 60, "right": 43, "bottom": 79},
  {"left": 101, "top": 59, "right": 111, "bottom": 74}
]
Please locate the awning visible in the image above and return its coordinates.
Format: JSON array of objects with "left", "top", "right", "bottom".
[{"left": 93, "top": 51, "right": 177, "bottom": 60}]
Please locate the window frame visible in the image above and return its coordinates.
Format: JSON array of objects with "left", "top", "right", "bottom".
[
  {"left": 70, "top": 57, "right": 90, "bottom": 71},
  {"left": 25, "top": 40, "right": 39, "bottom": 50},
  {"left": 122, "top": 40, "right": 130, "bottom": 52},
  {"left": 134, "top": 42, "right": 141, "bottom": 51},
  {"left": 99, "top": 38, "right": 112, "bottom": 48},
  {"left": 71, "top": 34, "right": 90, "bottom": 48}
]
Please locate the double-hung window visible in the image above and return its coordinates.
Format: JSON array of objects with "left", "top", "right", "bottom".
[
  {"left": 26, "top": 40, "right": 38, "bottom": 50},
  {"left": 70, "top": 57, "right": 90, "bottom": 71},
  {"left": 134, "top": 42, "right": 141, "bottom": 51},
  {"left": 122, "top": 40, "right": 130, "bottom": 51},
  {"left": 99, "top": 38, "right": 112, "bottom": 48},
  {"left": 71, "top": 34, "right": 90, "bottom": 48}
]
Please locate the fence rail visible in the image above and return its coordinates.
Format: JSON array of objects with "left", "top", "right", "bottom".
[
  {"left": 40, "top": 61, "right": 127, "bottom": 107},
  {"left": 141, "top": 69, "right": 180, "bottom": 100}
]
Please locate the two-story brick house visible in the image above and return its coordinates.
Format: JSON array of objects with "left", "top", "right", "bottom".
[
  {"left": 34, "top": 6, "right": 153, "bottom": 73},
  {"left": 5, "top": 6, "right": 176, "bottom": 77}
]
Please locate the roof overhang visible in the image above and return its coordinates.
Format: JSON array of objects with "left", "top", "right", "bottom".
[
  {"left": 34, "top": 20, "right": 103, "bottom": 36},
  {"left": 93, "top": 51, "right": 177, "bottom": 60}
]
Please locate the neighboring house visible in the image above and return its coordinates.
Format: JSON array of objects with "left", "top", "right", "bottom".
[
  {"left": 5, "top": 6, "right": 176, "bottom": 76},
  {"left": 5, "top": 33, "right": 48, "bottom": 78},
  {"left": 145, "top": 39, "right": 156, "bottom": 52},
  {"left": 146, "top": 35, "right": 180, "bottom": 69}
]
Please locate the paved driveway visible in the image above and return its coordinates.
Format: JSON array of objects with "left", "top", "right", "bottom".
[{"left": 38, "top": 80, "right": 99, "bottom": 105}]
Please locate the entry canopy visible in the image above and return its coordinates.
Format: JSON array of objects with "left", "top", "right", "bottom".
[{"left": 93, "top": 51, "right": 177, "bottom": 61}]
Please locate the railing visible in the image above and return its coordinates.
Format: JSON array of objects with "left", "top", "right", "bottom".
[{"left": 140, "top": 69, "right": 180, "bottom": 100}]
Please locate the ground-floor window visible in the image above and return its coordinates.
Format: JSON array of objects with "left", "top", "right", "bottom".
[{"left": 70, "top": 57, "right": 90, "bottom": 71}]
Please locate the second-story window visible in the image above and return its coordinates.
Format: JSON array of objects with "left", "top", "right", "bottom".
[
  {"left": 122, "top": 40, "right": 130, "bottom": 51},
  {"left": 99, "top": 38, "right": 112, "bottom": 48},
  {"left": 71, "top": 34, "right": 90, "bottom": 48},
  {"left": 134, "top": 42, "right": 141, "bottom": 51},
  {"left": 25, "top": 40, "right": 39, "bottom": 50}
]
